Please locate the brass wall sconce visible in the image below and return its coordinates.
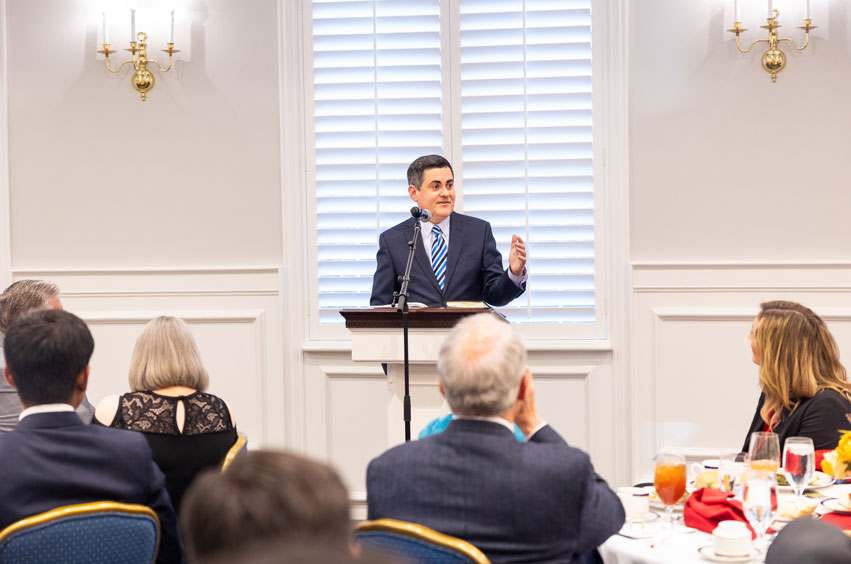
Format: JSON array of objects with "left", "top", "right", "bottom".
[
  {"left": 728, "top": 4, "right": 816, "bottom": 83},
  {"left": 97, "top": 10, "right": 179, "bottom": 101}
]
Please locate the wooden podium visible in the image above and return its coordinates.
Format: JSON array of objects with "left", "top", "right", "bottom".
[{"left": 340, "top": 307, "right": 493, "bottom": 444}]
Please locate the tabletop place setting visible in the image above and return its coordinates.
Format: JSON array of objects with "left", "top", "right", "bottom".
[{"left": 601, "top": 430, "right": 851, "bottom": 564}]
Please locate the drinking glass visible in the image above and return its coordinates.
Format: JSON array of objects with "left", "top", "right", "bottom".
[
  {"left": 718, "top": 451, "right": 750, "bottom": 497},
  {"left": 748, "top": 431, "right": 780, "bottom": 472},
  {"left": 742, "top": 468, "right": 778, "bottom": 550},
  {"left": 783, "top": 436, "right": 815, "bottom": 500},
  {"left": 654, "top": 453, "right": 687, "bottom": 526}
]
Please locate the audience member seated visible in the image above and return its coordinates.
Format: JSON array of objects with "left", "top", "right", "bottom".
[
  {"left": 765, "top": 518, "right": 851, "bottom": 564},
  {"left": 180, "top": 450, "right": 353, "bottom": 562},
  {"left": 366, "top": 313, "right": 624, "bottom": 564},
  {"left": 0, "top": 309, "right": 182, "bottom": 563},
  {"left": 94, "top": 315, "right": 237, "bottom": 513},
  {"left": 742, "top": 301, "right": 851, "bottom": 453},
  {"left": 0, "top": 279, "right": 94, "bottom": 431}
]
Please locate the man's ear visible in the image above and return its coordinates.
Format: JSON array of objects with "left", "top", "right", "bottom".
[
  {"left": 76, "top": 365, "right": 90, "bottom": 394},
  {"left": 408, "top": 184, "right": 419, "bottom": 203},
  {"left": 438, "top": 379, "right": 446, "bottom": 398},
  {"left": 4, "top": 366, "right": 15, "bottom": 389}
]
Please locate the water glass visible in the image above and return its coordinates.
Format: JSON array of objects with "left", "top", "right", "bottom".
[
  {"left": 748, "top": 431, "right": 780, "bottom": 472},
  {"left": 742, "top": 469, "right": 778, "bottom": 549},
  {"left": 783, "top": 436, "right": 815, "bottom": 499},
  {"left": 718, "top": 452, "right": 750, "bottom": 497}
]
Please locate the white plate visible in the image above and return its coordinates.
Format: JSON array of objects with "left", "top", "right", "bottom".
[
  {"left": 777, "top": 470, "right": 834, "bottom": 492},
  {"left": 821, "top": 498, "right": 851, "bottom": 515},
  {"left": 697, "top": 545, "right": 760, "bottom": 562},
  {"left": 625, "top": 511, "right": 660, "bottom": 524}
]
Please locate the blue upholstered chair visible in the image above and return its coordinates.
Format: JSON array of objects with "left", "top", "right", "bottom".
[
  {"left": 0, "top": 502, "right": 160, "bottom": 564},
  {"left": 221, "top": 432, "right": 248, "bottom": 471},
  {"left": 355, "top": 518, "right": 491, "bottom": 564}
]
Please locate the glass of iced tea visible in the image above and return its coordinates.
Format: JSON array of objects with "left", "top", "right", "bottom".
[
  {"left": 654, "top": 453, "right": 687, "bottom": 525},
  {"left": 748, "top": 432, "right": 780, "bottom": 473}
]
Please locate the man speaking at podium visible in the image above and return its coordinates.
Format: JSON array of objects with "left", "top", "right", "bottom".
[{"left": 370, "top": 155, "right": 527, "bottom": 308}]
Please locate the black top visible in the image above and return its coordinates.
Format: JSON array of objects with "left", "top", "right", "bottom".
[
  {"left": 106, "top": 390, "right": 237, "bottom": 513},
  {"left": 741, "top": 389, "right": 851, "bottom": 453}
]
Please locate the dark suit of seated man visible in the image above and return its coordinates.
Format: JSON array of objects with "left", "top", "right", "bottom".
[
  {"left": 366, "top": 314, "right": 624, "bottom": 563},
  {"left": 0, "top": 309, "right": 182, "bottom": 564},
  {"left": 370, "top": 154, "right": 527, "bottom": 307}
]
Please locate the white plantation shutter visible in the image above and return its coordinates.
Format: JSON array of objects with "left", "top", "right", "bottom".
[
  {"left": 311, "top": 0, "right": 444, "bottom": 324},
  {"left": 458, "top": 0, "right": 595, "bottom": 324},
  {"left": 308, "top": 0, "right": 600, "bottom": 331}
]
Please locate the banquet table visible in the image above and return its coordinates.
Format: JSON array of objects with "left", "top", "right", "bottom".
[{"left": 599, "top": 482, "right": 851, "bottom": 564}]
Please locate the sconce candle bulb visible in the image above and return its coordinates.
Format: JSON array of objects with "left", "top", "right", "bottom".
[
  {"left": 169, "top": 11, "right": 175, "bottom": 44},
  {"left": 130, "top": 9, "right": 135, "bottom": 43}
]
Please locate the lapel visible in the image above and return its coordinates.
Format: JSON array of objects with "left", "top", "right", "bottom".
[
  {"left": 411, "top": 218, "right": 443, "bottom": 296},
  {"left": 442, "top": 211, "right": 465, "bottom": 293}
]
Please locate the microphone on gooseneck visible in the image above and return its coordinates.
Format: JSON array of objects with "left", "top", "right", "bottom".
[{"left": 410, "top": 207, "right": 431, "bottom": 222}]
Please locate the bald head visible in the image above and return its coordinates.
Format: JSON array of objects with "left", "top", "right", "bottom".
[{"left": 437, "top": 313, "right": 526, "bottom": 416}]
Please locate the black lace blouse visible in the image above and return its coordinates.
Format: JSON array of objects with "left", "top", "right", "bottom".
[{"left": 105, "top": 390, "right": 237, "bottom": 513}]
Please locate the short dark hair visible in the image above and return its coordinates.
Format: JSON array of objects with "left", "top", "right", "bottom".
[
  {"left": 3, "top": 309, "right": 94, "bottom": 406},
  {"left": 407, "top": 154, "right": 453, "bottom": 190},
  {"left": 0, "top": 279, "right": 60, "bottom": 334},
  {"left": 181, "top": 450, "right": 352, "bottom": 561}
]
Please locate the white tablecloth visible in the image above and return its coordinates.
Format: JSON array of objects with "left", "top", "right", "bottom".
[{"left": 599, "top": 484, "right": 851, "bottom": 564}]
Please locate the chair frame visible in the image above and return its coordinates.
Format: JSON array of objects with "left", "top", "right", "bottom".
[
  {"left": 355, "top": 518, "right": 491, "bottom": 564},
  {"left": 221, "top": 433, "right": 247, "bottom": 471},
  {"left": 0, "top": 501, "right": 161, "bottom": 563}
]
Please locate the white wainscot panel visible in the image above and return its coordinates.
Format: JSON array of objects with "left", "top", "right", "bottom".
[
  {"left": 632, "top": 272, "right": 851, "bottom": 482},
  {"left": 12, "top": 268, "right": 285, "bottom": 448},
  {"left": 303, "top": 350, "right": 615, "bottom": 518}
]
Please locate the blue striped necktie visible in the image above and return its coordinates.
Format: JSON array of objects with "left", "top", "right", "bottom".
[{"left": 431, "top": 225, "right": 447, "bottom": 291}]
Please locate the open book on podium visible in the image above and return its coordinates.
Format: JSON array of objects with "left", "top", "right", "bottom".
[{"left": 339, "top": 303, "right": 498, "bottom": 363}]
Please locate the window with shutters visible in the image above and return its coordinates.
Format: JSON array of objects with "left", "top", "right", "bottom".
[{"left": 305, "top": 0, "right": 605, "bottom": 340}]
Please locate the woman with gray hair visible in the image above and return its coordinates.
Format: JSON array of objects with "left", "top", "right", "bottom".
[{"left": 94, "top": 316, "right": 237, "bottom": 513}]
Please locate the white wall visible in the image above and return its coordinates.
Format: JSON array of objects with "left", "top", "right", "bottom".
[{"left": 628, "top": 0, "right": 851, "bottom": 480}]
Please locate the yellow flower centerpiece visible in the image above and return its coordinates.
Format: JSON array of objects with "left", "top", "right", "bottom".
[{"left": 822, "top": 430, "right": 851, "bottom": 479}]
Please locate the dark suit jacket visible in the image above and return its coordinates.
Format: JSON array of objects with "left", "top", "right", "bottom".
[
  {"left": 369, "top": 212, "right": 526, "bottom": 307},
  {"left": 741, "top": 389, "right": 851, "bottom": 452},
  {"left": 0, "top": 412, "right": 183, "bottom": 564},
  {"left": 366, "top": 419, "right": 624, "bottom": 564},
  {"left": 766, "top": 518, "right": 851, "bottom": 564}
]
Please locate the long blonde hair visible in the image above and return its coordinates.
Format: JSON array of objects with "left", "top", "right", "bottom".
[
  {"left": 128, "top": 316, "right": 209, "bottom": 392},
  {"left": 755, "top": 301, "right": 851, "bottom": 428}
]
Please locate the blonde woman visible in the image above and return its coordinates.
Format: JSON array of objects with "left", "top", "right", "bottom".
[
  {"left": 95, "top": 316, "right": 237, "bottom": 512},
  {"left": 742, "top": 301, "right": 851, "bottom": 453}
]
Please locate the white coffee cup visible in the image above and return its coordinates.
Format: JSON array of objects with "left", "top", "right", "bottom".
[
  {"left": 712, "top": 520, "right": 752, "bottom": 557},
  {"left": 617, "top": 486, "right": 650, "bottom": 520}
]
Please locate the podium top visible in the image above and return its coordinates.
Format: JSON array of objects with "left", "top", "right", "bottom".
[{"left": 340, "top": 307, "right": 494, "bottom": 330}]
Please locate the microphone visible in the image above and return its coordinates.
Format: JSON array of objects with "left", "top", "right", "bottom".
[{"left": 410, "top": 207, "right": 431, "bottom": 222}]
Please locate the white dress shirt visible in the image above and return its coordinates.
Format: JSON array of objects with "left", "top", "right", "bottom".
[{"left": 19, "top": 403, "right": 74, "bottom": 421}]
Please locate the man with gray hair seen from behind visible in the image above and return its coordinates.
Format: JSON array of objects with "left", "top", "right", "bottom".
[
  {"left": 366, "top": 313, "right": 624, "bottom": 563},
  {"left": 0, "top": 280, "right": 94, "bottom": 431}
]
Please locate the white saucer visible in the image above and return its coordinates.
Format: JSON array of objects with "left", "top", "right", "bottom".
[
  {"left": 697, "top": 545, "right": 760, "bottom": 562},
  {"left": 626, "top": 512, "right": 660, "bottom": 524},
  {"left": 821, "top": 498, "right": 851, "bottom": 515}
]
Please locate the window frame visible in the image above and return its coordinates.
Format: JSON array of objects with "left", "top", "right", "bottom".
[{"left": 301, "top": 0, "right": 610, "bottom": 342}]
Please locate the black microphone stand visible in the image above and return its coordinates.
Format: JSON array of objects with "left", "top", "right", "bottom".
[{"left": 393, "top": 207, "right": 427, "bottom": 442}]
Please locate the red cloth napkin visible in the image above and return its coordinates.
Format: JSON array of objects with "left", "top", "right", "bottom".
[
  {"left": 822, "top": 511, "right": 851, "bottom": 530},
  {"left": 684, "top": 488, "right": 768, "bottom": 539}
]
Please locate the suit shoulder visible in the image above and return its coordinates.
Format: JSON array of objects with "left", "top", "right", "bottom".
[
  {"left": 90, "top": 425, "right": 151, "bottom": 451},
  {"left": 382, "top": 218, "right": 415, "bottom": 236}
]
